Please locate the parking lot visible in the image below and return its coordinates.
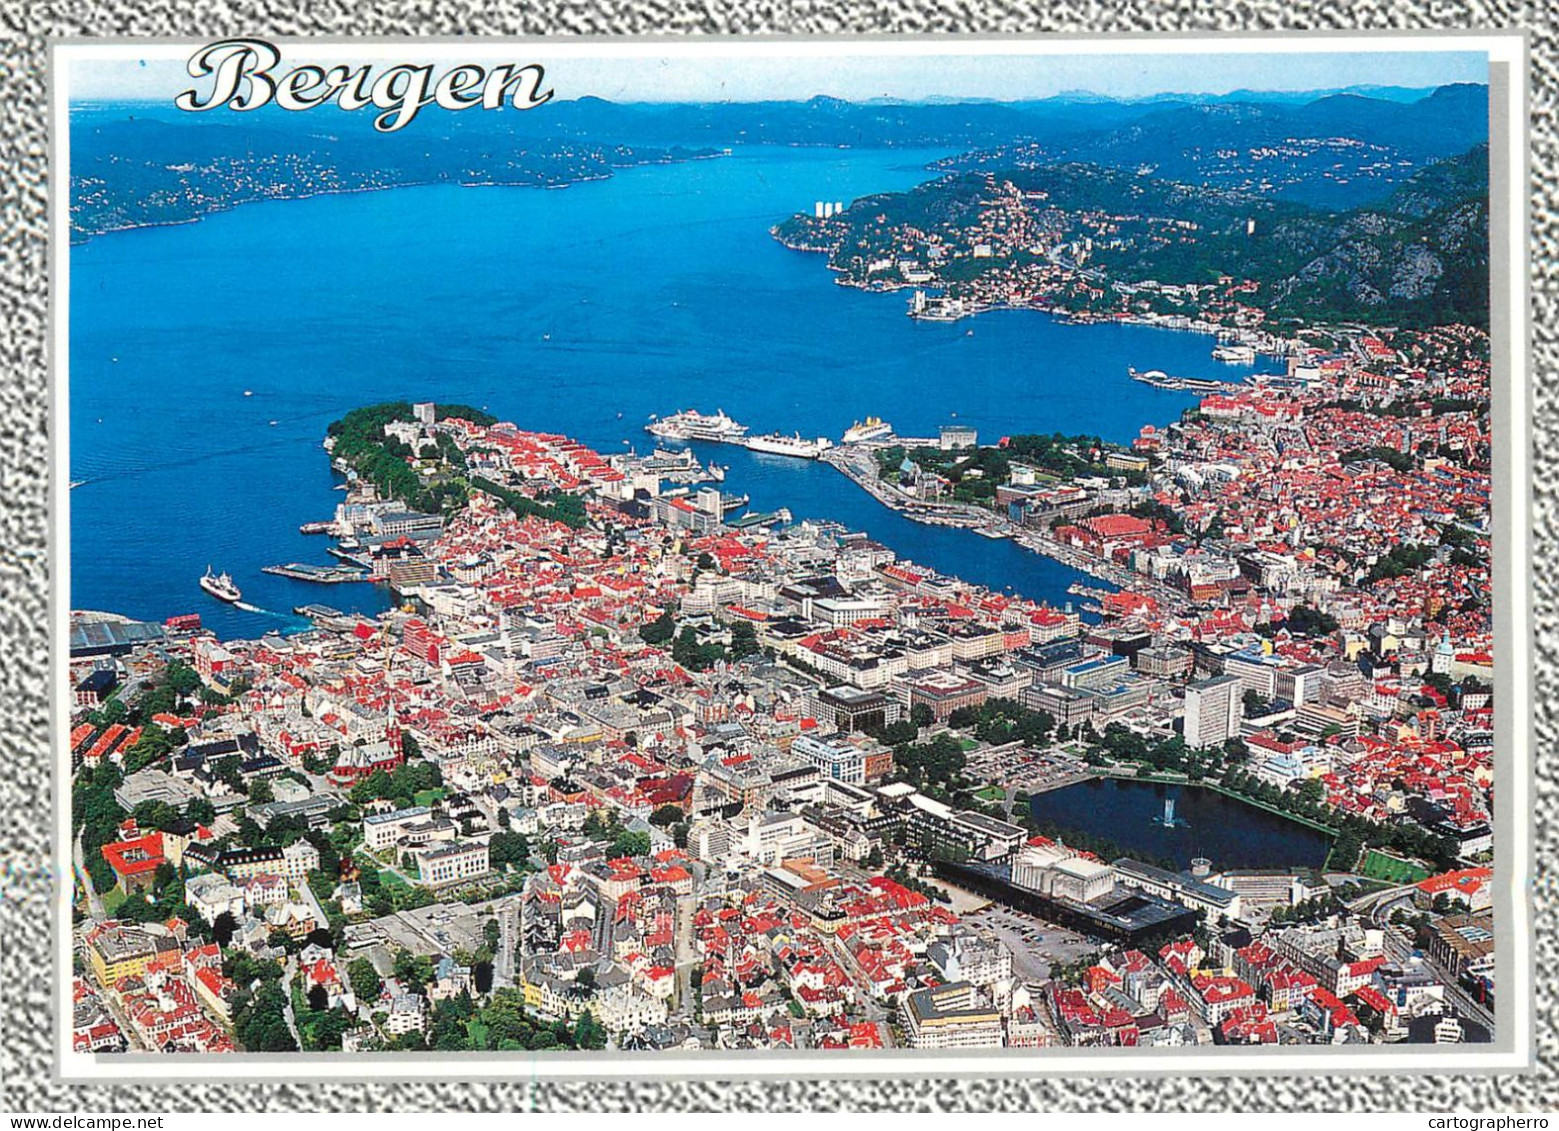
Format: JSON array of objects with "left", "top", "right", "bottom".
[
  {"left": 963, "top": 742, "right": 1095, "bottom": 795},
  {"left": 961, "top": 903, "right": 1102, "bottom": 983}
]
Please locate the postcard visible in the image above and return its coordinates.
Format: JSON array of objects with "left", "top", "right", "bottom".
[{"left": 50, "top": 34, "right": 1532, "bottom": 1080}]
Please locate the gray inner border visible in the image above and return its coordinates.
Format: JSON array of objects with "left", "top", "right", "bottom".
[{"left": 4, "top": 6, "right": 1552, "bottom": 1113}]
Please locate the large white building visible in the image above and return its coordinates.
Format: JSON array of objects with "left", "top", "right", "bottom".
[
  {"left": 1011, "top": 841, "right": 1117, "bottom": 903},
  {"left": 791, "top": 732, "right": 867, "bottom": 785},
  {"left": 414, "top": 840, "right": 490, "bottom": 886},
  {"left": 1184, "top": 674, "right": 1241, "bottom": 749}
]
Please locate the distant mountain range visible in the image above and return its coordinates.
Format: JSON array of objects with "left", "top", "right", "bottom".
[{"left": 70, "top": 82, "right": 1489, "bottom": 265}]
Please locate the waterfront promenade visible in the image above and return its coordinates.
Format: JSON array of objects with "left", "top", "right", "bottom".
[{"left": 820, "top": 441, "right": 1191, "bottom": 609}]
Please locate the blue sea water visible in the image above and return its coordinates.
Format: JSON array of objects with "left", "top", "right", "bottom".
[{"left": 69, "top": 142, "right": 1266, "bottom": 637}]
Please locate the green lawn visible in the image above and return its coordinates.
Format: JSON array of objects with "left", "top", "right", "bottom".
[
  {"left": 379, "top": 868, "right": 410, "bottom": 890},
  {"left": 98, "top": 887, "right": 127, "bottom": 915},
  {"left": 414, "top": 788, "right": 448, "bottom": 807},
  {"left": 1360, "top": 849, "right": 1430, "bottom": 884},
  {"left": 974, "top": 785, "right": 1007, "bottom": 803},
  {"left": 958, "top": 738, "right": 979, "bottom": 752}
]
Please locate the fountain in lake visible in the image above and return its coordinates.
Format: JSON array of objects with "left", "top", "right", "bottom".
[{"left": 1152, "top": 791, "right": 1190, "bottom": 829}]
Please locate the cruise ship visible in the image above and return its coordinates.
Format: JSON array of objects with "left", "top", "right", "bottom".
[
  {"left": 646, "top": 408, "right": 748, "bottom": 443},
  {"left": 744, "top": 432, "right": 834, "bottom": 459},
  {"left": 199, "top": 565, "right": 242, "bottom": 604},
  {"left": 842, "top": 417, "right": 894, "bottom": 444},
  {"left": 1212, "top": 344, "right": 1257, "bottom": 363}
]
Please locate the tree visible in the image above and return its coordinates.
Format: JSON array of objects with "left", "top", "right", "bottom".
[
  {"left": 248, "top": 778, "right": 275, "bottom": 804},
  {"left": 393, "top": 951, "right": 434, "bottom": 993},
  {"left": 348, "top": 958, "right": 382, "bottom": 1002},
  {"left": 728, "top": 619, "right": 760, "bottom": 659},
  {"left": 572, "top": 1009, "right": 607, "bottom": 1051},
  {"left": 909, "top": 703, "right": 935, "bottom": 729},
  {"left": 864, "top": 845, "right": 884, "bottom": 869},
  {"left": 488, "top": 830, "right": 531, "bottom": 869},
  {"left": 235, "top": 983, "right": 296, "bottom": 1052},
  {"left": 611, "top": 830, "right": 651, "bottom": 859},
  {"left": 309, "top": 1009, "right": 353, "bottom": 1052},
  {"left": 638, "top": 611, "right": 676, "bottom": 646},
  {"left": 649, "top": 805, "right": 684, "bottom": 827}
]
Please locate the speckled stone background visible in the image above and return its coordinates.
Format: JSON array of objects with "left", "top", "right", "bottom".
[{"left": 2, "top": 1, "right": 1552, "bottom": 1112}]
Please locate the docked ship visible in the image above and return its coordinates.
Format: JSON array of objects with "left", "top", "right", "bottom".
[
  {"left": 646, "top": 409, "right": 748, "bottom": 443},
  {"left": 199, "top": 566, "right": 242, "bottom": 604},
  {"left": 1128, "top": 367, "right": 1236, "bottom": 394},
  {"left": 743, "top": 432, "right": 834, "bottom": 459},
  {"left": 1211, "top": 344, "right": 1257, "bottom": 363},
  {"left": 842, "top": 417, "right": 894, "bottom": 444}
]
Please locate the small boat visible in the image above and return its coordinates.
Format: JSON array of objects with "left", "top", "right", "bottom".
[
  {"left": 243, "top": 390, "right": 253, "bottom": 397},
  {"left": 268, "top": 420, "right": 278, "bottom": 426},
  {"left": 200, "top": 565, "right": 242, "bottom": 603}
]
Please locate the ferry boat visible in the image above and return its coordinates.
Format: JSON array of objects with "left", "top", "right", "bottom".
[
  {"left": 199, "top": 566, "right": 242, "bottom": 603},
  {"left": 842, "top": 417, "right": 894, "bottom": 444},
  {"left": 646, "top": 408, "right": 748, "bottom": 443},
  {"left": 744, "top": 432, "right": 834, "bottom": 459}
]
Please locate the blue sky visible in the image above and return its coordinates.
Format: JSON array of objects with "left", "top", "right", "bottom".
[{"left": 67, "top": 46, "right": 1489, "bottom": 104}]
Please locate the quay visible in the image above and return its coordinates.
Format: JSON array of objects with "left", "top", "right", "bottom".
[
  {"left": 819, "top": 443, "right": 1191, "bottom": 611},
  {"left": 292, "top": 603, "right": 345, "bottom": 619},
  {"left": 263, "top": 562, "right": 370, "bottom": 583}
]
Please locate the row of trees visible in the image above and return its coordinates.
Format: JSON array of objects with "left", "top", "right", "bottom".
[
  {"left": 223, "top": 954, "right": 297, "bottom": 1053},
  {"left": 471, "top": 476, "right": 587, "bottom": 530}
]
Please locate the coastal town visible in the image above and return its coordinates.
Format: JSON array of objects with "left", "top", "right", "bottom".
[{"left": 69, "top": 301, "right": 1495, "bottom": 1055}]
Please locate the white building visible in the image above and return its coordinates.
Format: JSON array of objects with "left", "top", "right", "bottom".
[
  {"left": 1185, "top": 674, "right": 1241, "bottom": 749},
  {"left": 414, "top": 840, "right": 490, "bottom": 886}
]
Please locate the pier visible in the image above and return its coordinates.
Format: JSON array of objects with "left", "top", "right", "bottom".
[{"left": 262, "top": 562, "right": 370, "bottom": 584}]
